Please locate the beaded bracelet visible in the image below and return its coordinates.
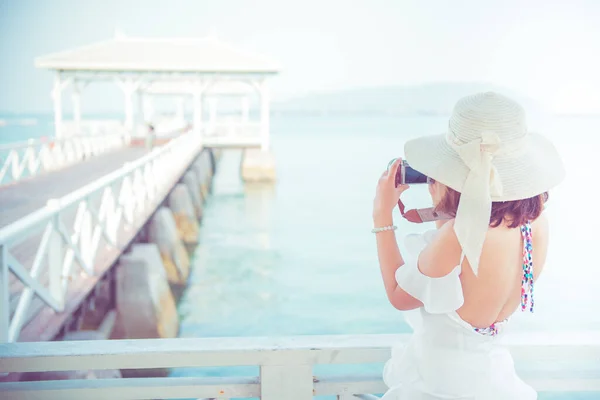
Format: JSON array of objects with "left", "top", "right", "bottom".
[{"left": 371, "top": 225, "right": 397, "bottom": 234}]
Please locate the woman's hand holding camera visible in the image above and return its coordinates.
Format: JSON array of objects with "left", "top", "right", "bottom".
[{"left": 373, "top": 158, "right": 410, "bottom": 225}]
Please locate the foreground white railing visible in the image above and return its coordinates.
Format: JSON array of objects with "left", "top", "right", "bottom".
[
  {"left": 0, "top": 333, "right": 599, "bottom": 399},
  {"left": 0, "top": 131, "right": 203, "bottom": 342},
  {"left": 0, "top": 132, "right": 131, "bottom": 185}
]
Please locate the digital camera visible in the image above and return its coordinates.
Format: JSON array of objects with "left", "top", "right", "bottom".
[{"left": 387, "top": 158, "right": 431, "bottom": 186}]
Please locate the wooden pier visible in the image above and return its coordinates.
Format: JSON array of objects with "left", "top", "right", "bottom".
[{"left": 0, "top": 34, "right": 279, "bottom": 345}]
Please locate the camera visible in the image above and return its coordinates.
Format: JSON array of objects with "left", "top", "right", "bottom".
[{"left": 387, "top": 158, "right": 430, "bottom": 186}]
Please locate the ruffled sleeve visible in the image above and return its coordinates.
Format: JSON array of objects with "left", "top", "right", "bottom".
[{"left": 395, "top": 230, "right": 464, "bottom": 314}]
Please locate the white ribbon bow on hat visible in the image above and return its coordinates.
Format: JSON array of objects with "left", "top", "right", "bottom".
[{"left": 447, "top": 130, "right": 505, "bottom": 276}]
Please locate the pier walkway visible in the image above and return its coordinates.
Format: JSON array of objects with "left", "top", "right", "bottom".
[
  {"left": 0, "top": 147, "right": 148, "bottom": 228},
  {"left": 0, "top": 131, "right": 210, "bottom": 343},
  {"left": 1, "top": 33, "right": 279, "bottom": 345}
]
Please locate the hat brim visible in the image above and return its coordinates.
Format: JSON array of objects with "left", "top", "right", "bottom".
[{"left": 404, "top": 132, "right": 565, "bottom": 201}]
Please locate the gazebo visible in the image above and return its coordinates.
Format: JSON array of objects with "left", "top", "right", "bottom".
[{"left": 35, "top": 34, "right": 280, "bottom": 151}]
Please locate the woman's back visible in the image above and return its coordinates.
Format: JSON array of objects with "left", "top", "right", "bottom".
[
  {"left": 420, "top": 214, "right": 550, "bottom": 329},
  {"left": 461, "top": 214, "right": 549, "bottom": 327}
]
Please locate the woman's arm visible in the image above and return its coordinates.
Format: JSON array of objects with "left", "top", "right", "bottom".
[
  {"left": 372, "top": 159, "right": 423, "bottom": 310},
  {"left": 373, "top": 212, "right": 403, "bottom": 296},
  {"left": 373, "top": 212, "right": 423, "bottom": 311}
]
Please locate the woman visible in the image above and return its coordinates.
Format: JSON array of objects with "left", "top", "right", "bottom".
[{"left": 372, "top": 92, "right": 565, "bottom": 399}]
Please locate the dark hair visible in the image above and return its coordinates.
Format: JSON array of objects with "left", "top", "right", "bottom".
[{"left": 435, "top": 186, "right": 548, "bottom": 228}]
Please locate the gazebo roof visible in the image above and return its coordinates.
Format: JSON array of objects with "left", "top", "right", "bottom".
[{"left": 35, "top": 35, "right": 280, "bottom": 74}]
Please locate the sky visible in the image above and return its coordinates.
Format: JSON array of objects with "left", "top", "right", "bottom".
[{"left": 1, "top": 0, "right": 599, "bottom": 114}]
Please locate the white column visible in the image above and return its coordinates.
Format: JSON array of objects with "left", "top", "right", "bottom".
[
  {"left": 72, "top": 82, "right": 82, "bottom": 134},
  {"left": 241, "top": 96, "right": 249, "bottom": 123},
  {"left": 193, "top": 91, "right": 203, "bottom": 136},
  {"left": 143, "top": 94, "right": 154, "bottom": 123},
  {"left": 117, "top": 79, "right": 139, "bottom": 133},
  {"left": 124, "top": 90, "right": 134, "bottom": 132},
  {"left": 259, "top": 81, "right": 271, "bottom": 151},
  {"left": 138, "top": 90, "right": 145, "bottom": 124},
  {"left": 52, "top": 73, "right": 64, "bottom": 139},
  {"left": 176, "top": 97, "right": 185, "bottom": 122},
  {"left": 209, "top": 97, "right": 218, "bottom": 133}
]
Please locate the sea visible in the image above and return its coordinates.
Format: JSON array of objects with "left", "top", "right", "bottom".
[{"left": 1, "top": 113, "right": 598, "bottom": 399}]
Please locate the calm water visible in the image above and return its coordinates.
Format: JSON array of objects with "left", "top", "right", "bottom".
[{"left": 2, "top": 114, "right": 598, "bottom": 398}]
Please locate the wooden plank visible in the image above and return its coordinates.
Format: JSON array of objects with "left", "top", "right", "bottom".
[
  {"left": 0, "top": 376, "right": 259, "bottom": 400},
  {"left": 3, "top": 332, "right": 600, "bottom": 374},
  {"left": 0, "top": 334, "right": 402, "bottom": 373},
  {"left": 0, "top": 373, "right": 598, "bottom": 400}
]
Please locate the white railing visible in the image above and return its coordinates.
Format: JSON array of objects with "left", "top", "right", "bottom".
[
  {"left": 61, "top": 120, "right": 127, "bottom": 137},
  {"left": 0, "top": 333, "right": 599, "bottom": 399},
  {"left": 0, "top": 131, "right": 203, "bottom": 343},
  {"left": 0, "top": 132, "right": 131, "bottom": 185},
  {"left": 206, "top": 121, "right": 261, "bottom": 137},
  {"left": 204, "top": 121, "right": 262, "bottom": 148}
]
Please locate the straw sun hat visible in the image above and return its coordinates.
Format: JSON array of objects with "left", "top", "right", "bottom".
[{"left": 404, "top": 92, "right": 565, "bottom": 275}]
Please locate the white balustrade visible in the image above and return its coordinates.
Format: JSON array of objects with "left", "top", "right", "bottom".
[
  {"left": 204, "top": 121, "right": 262, "bottom": 148},
  {"left": 0, "top": 131, "right": 131, "bottom": 185},
  {"left": 0, "top": 333, "right": 599, "bottom": 399},
  {"left": 0, "top": 131, "right": 203, "bottom": 342}
]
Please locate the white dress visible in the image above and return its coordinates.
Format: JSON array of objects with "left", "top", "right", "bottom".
[{"left": 381, "top": 229, "right": 537, "bottom": 400}]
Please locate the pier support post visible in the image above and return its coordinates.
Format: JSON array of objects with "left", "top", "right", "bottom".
[
  {"left": 111, "top": 243, "right": 178, "bottom": 377},
  {"left": 146, "top": 207, "right": 190, "bottom": 292},
  {"left": 168, "top": 184, "right": 200, "bottom": 253},
  {"left": 193, "top": 157, "right": 211, "bottom": 200},
  {"left": 241, "top": 148, "right": 276, "bottom": 182},
  {"left": 182, "top": 171, "right": 203, "bottom": 220}
]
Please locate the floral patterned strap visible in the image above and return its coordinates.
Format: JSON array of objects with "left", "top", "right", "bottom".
[
  {"left": 474, "top": 221, "right": 535, "bottom": 337},
  {"left": 474, "top": 319, "right": 508, "bottom": 336},
  {"left": 520, "top": 221, "right": 534, "bottom": 312}
]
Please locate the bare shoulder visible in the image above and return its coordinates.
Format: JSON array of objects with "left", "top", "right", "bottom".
[{"left": 418, "top": 220, "right": 462, "bottom": 278}]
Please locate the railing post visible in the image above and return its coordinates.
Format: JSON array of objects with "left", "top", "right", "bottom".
[
  {"left": 80, "top": 199, "right": 93, "bottom": 270},
  {"left": 260, "top": 364, "right": 313, "bottom": 400},
  {"left": 47, "top": 201, "right": 65, "bottom": 311},
  {"left": 0, "top": 244, "right": 9, "bottom": 342},
  {"left": 10, "top": 150, "right": 20, "bottom": 181},
  {"left": 107, "top": 181, "right": 120, "bottom": 245}
]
